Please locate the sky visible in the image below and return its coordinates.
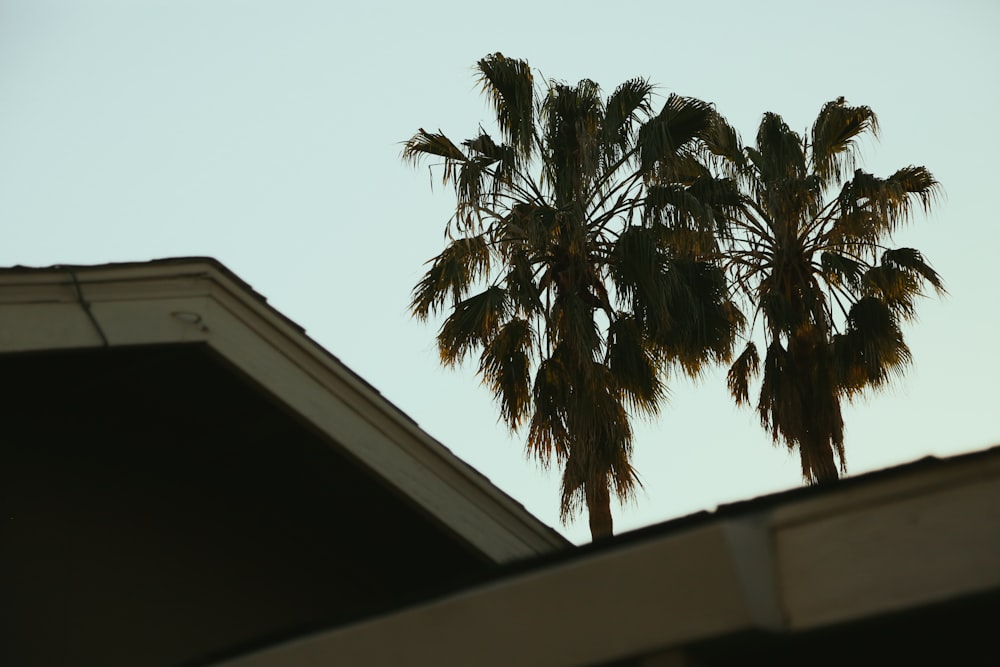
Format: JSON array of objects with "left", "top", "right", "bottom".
[{"left": 2, "top": 0, "right": 997, "bottom": 543}]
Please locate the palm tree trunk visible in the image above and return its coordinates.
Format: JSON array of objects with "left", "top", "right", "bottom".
[{"left": 586, "top": 481, "right": 614, "bottom": 539}]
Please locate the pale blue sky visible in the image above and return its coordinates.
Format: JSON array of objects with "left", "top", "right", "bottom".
[{"left": 2, "top": 0, "right": 997, "bottom": 542}]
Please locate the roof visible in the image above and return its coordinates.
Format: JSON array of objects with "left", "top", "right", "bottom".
[
  {"left": 209, "top": 444, "right": 1000, "bottom": 666},
  {"left": 0, "top": 257, "right": 567, "bottom": 562}
]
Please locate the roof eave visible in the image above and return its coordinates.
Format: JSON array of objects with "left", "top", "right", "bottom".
[{"left": 0, "top": 258, "right": 568, "bottom": 561}]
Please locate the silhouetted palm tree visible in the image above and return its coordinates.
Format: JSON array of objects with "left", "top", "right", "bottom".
[
  {"left": 403, "top": 54, "right": 741, "bottom": 537},
  {"left": 717, "top": 98, "right": 944, "bottom": 481}
]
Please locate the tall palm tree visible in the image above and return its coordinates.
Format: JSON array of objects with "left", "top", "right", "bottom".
[
  {"left": 714, "top": 98, "right": 944, "bottom": 481},
  {"left": 403, "top": 54, "right": 741, "bottom": 538}
]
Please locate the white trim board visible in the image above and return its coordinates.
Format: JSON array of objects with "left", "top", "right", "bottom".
[{"left": 0, "top": 259, "right": 567, "bottom": 562}]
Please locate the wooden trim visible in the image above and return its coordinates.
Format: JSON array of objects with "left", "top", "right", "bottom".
[{"left": 0, "top": 260, "right": 567, "bottom": 561}]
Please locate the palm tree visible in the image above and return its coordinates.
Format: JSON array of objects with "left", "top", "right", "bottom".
[
  {"left": 403, "top": 53, "right": 742, "bottom": 538},
  {"left": 714, "top": 98, "right": 944, "bottom": 482}
]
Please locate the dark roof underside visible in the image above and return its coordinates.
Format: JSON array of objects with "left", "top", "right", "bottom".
[{"left": 0, "top": 343, "right": 490, "bottom": 667}]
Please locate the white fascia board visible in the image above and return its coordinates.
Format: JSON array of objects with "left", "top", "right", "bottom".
[
  {"left": 210, "top": 447, "right": 1000, "bottom": 667},
  {"left": 0, "top": 260, "right": 566, "bottom": 561},
  {"left": 209, "top": 520, "right": 785, "bottom": 667},
  {"left": 771, "top": 451, "right": 1000, "bottom": 629},
  {"left": 0, "top": 266, "right": 217, "bottom": 349}
]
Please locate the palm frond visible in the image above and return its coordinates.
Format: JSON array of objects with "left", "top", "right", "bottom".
[
  {"left": 476, "top": 53, "right": 536, "bottom": 157},
  {"left": 881, "top": 247, "right": 945, "bottom": 294},
  {"left": 401, "top": 129, "right": 468, "bottom": 185},
  {"left": 835, "top": 296, "right": 911, "bottom": 393},
  {"left": 652, "top": 259, "right": 742, "bottom": 376},
  {"left": 608, "top": 314, "right": 665, "bottom": 417},
  {"left": 527, "top": 352, "right": 573, "bottom": 465},
  {"left": 502, "top": 248, "right": 545, "bottom": 316},
  {"left": 541, "top": 80, "right": 606, "bottom": 199},
  {"left": 752, "top": 112, "right": 807, "bottom": 182},
  {"left": 757, "top": 261, "right": 831, "bottom": 336},
  {"left": 411, "top": 235, "right": 491, "bottom": 319},
  {"left": 820, "top": 251, "right": 865, "bottom": 291},
  {"left": 551, "top": 286, "right": 603, "bottom": 361},
  {"left": 886, "top": 165, "right": 941, "bottom": 214},
  {"left": 644, "top": 185, "right": 720, "bottom": 254},
  {"left": 757, "top": 336, "right": 845, "bottom": 481},
  {"left": 836, "top": 166, "right": 941, "bottom": 241},
  {"left": 757, "top": 339, "right": 790, "bottom": 442},
  {"left": 455, "top": 157, "right": 490, "bottom": 217},
  {"left": 702, "top": 113, "right": 746, "bottom": 173},
  {"left": 558, "top": 370, "right": 637, "bottom": 521},
  {"left": 463, "top": 132, "right": 518, "bottom": 189},
  {"left": 437, "top": 285, "right": 511, "bottom": 366},
  {"left": 683, "top": 175, "right": 742, "bottom": 232},
  {"left": 727, "top": 341, "right": 760, "bottom": 406},
  {"left": 609, "top": 224, "right": 669, "bottom": 317},
  {"left": 602, "top": 77, "right": 653, "bottom": 161},
  {"left": 495, "top": 201, "right": 558, "bottom": 250},
  {"left": 636, "top": 94, "right": 715, "bottom": 174},
  {"left": 824, "top": 206, "right": 880, "bottom": 250},
  {"left": 401, "top": 128, "right": 466, "bottom": 164},
  {"left": 463, "top": 131, "right": 504, "bottom": 159},
  {"left": 811, "top": 97, "right": 878, "bottom": 183},
  {"left": 861, "top": 263, "right": 922, "bottom": 320},
  {"left": 479, "top": 318, "right": 535, "bottom": 429}
]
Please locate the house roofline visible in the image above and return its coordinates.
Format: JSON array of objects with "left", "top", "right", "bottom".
[
  {"left": 0, "top": 257, "right": 568, "bottom": 560},
  {"left": 208, "top": 442, "right": 1000, "bottom": 667}
]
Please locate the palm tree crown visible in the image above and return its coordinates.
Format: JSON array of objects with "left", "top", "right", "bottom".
[
  {"left": 403, "top": 54, "right": 741, "bottom": 538},
  {"left": 717, "top": 98, "right": 944, "bottom": 481}
]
